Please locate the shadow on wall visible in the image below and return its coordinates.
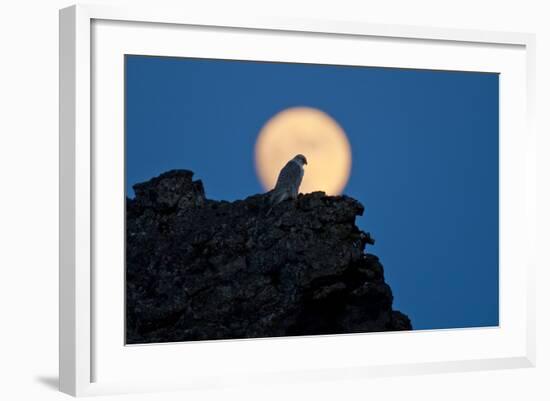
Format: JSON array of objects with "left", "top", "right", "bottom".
[{"left": 35, "top": 376, "right": 58, "bottom": 391}]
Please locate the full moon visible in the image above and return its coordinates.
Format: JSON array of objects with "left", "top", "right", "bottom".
[{"left": 254, "top": 107, "right": 352, "bottom": 195}]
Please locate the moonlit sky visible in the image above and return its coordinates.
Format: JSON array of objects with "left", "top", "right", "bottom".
[{"left": 125, "top": 55, "right": 499, "bottom": 331}]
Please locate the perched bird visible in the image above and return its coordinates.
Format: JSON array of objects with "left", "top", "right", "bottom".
[{"left": 267, "top": 154, "right": 307, "bottom": 215}]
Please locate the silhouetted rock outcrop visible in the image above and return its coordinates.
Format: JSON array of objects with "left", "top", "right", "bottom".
[{"left": 126, "top": 170, "right": 412, "bottom": 343}]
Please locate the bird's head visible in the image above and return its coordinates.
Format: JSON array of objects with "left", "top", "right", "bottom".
[{"left": 293, "top": 154, "right": 308, "bottom": 166}]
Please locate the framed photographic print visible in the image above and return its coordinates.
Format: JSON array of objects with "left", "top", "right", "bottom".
[{"left": 59, "top": 4, "right": 536, "bottom": 396}]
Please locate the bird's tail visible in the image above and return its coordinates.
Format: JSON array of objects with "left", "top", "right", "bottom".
[
  {"left": 266, "top": 192, "right": 275, "bottom": 216},
  {"left": 266, "top": 189, "right": 283, "bottom": 217}
]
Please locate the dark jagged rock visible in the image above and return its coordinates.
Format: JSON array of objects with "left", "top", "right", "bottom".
[{"left": 126, "top": 170, "right": 412, "bottom": 343}]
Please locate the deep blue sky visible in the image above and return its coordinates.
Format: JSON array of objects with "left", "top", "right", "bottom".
[{"left": 126, "top": 55, "right": 499, "bottom": 331}]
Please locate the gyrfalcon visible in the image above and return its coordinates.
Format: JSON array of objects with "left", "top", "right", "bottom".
[{"left": 267, "top": 154, "right": 307, "bottom": 215}]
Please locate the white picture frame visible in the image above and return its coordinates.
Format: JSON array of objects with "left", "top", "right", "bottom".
[{"left": 59, "top": 3, "right": 536, "bottom": 397}]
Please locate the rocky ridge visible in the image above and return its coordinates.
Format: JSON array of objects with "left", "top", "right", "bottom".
[{"left": 126, "top": 170, "right": 412, "bottom": 343}]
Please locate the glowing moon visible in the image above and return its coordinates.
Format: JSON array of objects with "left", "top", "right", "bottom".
[{"left": 254, "top": 107, "right": 352, "bottom": 195}]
